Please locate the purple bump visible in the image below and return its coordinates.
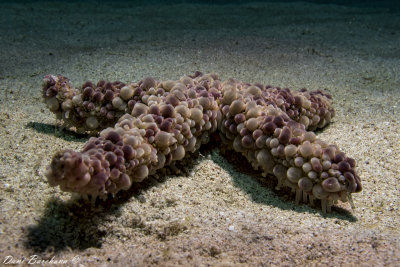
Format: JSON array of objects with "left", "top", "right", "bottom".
[
  {"left": 104, "top": 90, "right": 114, "bottom": 101},
  {"left": 255, "top": 136, "right": 266, "bottom": 148},
  {"left": 318, "top": 107, "right": 326, "bottom": 117},
  {"left": 195, "top": 85, "right": 206, "bottom": 92},
  {"left": 122, "top": 145, "right": 135, "bottom": 160},
  {"left": 92, "top": 91, "right": 103, "bottom": 102},
  {"left": 278, "top": 126, "right": 291, "bottom": 144},
  {"left": 346, "top": 157, "right": 356, "bottom": 167},
  {"left": 221, "top": 105, "right": 230, "bottom": 116},
  {"left": 192, "top": 71, "right": 203, "bottom": 78},
  {"left": 82, "top": 81, "right": 94, "bottom": 89},
  {"left": 262, "top": 121, "right": 276, "bottom": 134},
  {"left": 129, "top": 159, "right": 138, "bottom": 168},
  {"left": 106, "top": 111, "right": 115, "bottom": 120},
  {"left": 277, "top": 144, "right": 285, "bottom": 157},
  {"left": 200, "top": 91, "right": 209, "bottom": 97},
  {"left": 211, "top": 110, "right": 218, "bottom": 121},
  {"left": 156, "top": 88, "right": 165, "bottom": 95},
  {"left": 94, "top": 139, "right": 102, "bottom": 145},
  {"left": 241, "top": 135, "right": 254, "bottom": 149},
  {"left": 203, "top": 114, "right": 209, "bottom": 123},
  {"left": 105, "top": 103, "right": 113, "bottom": 110},
  {"left": 149, "top": 105, "right": 161, "bottom": 115},
  {"left": 110, "top": 168, "right": 120, "bottom": 179},
  {"left": 83, "top": 101, "right": 90, "bottom": 109},
  {"left": 83, "top": 87, "right": 94, "bottom": 99},
  {"left": 223, "top": 119, "right": 231, "bottom": 129},
  {"left": 160, "top": 104, "right": 175, "bottom": 118},
  {"left": 82, "top": 141, "right": 97, "bottom": 152},
  {"left": 229, "top": 124, "right": 237, "bottom": 134},
  {"left": 175, "top": 123, "right": 182, "bottom": 131},
  {"left": 134, "top": 87, "right": 142, "bottom": 96},
  {"left": 154, "top": 115, "right": 163, "bottom": 124},
  {"left": 255, "top": 99, "right": 263, "bottom": 105},
  {"left": 128, "top": 100, "right": 137, "bottom": 110},
  {"left": 87, "top": 102, "right": 95, "bottom": 111},
  {"left": 105, "top": 82, "right": 113, "bottom": 90},
  {"left": 97, "top": 80, "right": 106, "bottom": 88},
  {"left": 354, "top": 173, "right": 362, "bottom": 192},
  {"left": 310, "top": 158, "right": 323, "bottom": 173},
  {"left": 160, "top": 120, "right": 173, "bottom": 132},
  {"left": 210, "top": 90, "right": 221, "bottom": 99},
  {"left": 91, "top": 159, "right": 102, "bottom": 174},
  {"left": 252, "top": 129, "right": 263, "bottom": 140},
  {"left": 334, "top": 152, "right": 345, "bottom": 163},
  {"left": 344, "top": 172, "right": 357, "bottom": 193},
  {"left": 240, "top": 127, "right": 250, "bottom": 137},
  {"left": 273, "top": 116, "right": 284, "bottom": 127},
  {"left": 113, "top": 81, "right": 124, "bottom": 87},
  {"left": 106, "top": 131, "right": 121, "bottom": 144},
  {"left": 338, "top": 161, "right": 351, "bottom": 172},
  {"left": 289, "top": 137, "right": 301, "bottom": 145},
  {"left": 99, "top": 107, "right": 107, "bottom": 116},
  {"left": 263, "top": 116, "right": 273, "bottom": 123},
  {"left": 116, "top": 156, "right": 125, "bottom": 167},
  {"left": 104, "top": 141, "right": 114, "bottom": 151},
  {"left": 114, "top": 148, "right": 124, "bottom": 157},
  {"left": 93, "top": 171, "right": 107, "bottom": 183},
  {"left": 166, "top": 94, "right": 180, "bottom": 106},
  {"left": 286, "top": 110, "right": 295, "bottom": 118},
  {"left": 145, "top": 128, "right": 155, "bottom": 137}
]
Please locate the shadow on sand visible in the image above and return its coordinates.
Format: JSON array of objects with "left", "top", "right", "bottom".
[
  {"left": 24, "top": 179, "right": 152, "bottom": 253},
  {"left": 213, "top": 146, "right": 358, "bottom": 222},
  {"left": 26, "top": 121, "right": 88, "bottom": 143},
  {"left": 25, "top": 198, "right": 111, "bottom": 252},
  {"left": 25, "top": 133, "right": 356, "bottom": 253}
]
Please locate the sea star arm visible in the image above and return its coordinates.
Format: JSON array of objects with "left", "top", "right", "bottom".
[
  {"left": 44, "top": 72, "right": 221, "bottom": 196},
  {"left": 216, "top": 77, "right": 361, "bottom": 212}
]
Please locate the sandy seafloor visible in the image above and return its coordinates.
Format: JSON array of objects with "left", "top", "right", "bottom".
[{"left": 0, "top": 0, "right": 399, "bottom": 266}]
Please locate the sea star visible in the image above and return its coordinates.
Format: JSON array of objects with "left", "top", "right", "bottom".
[{"left": 42, "top": 71, "right": 362, "bottom": 213}]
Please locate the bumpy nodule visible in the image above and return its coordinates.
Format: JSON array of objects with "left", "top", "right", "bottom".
[{"left": 43, "top": 71, "right": 362, "bottom": 212}]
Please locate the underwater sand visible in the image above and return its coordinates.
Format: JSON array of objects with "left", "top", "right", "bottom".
[{"left": 0, "top": 0, "right": 399, "bottom": 266}]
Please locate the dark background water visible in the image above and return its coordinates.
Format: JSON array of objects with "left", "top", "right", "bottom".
[
  {"left": 135, "top": 0, "right": 399, "bottom": 9},
  {"left": 3, "top": 0, "right": 400, "bottom": 9},
  {"left": 1, "top": 0, "right": 398, "bottom": 79}
]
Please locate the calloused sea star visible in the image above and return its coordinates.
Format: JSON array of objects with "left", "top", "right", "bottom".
[{"left": 42, "top": 71, "right": 362, "bottom": 213}]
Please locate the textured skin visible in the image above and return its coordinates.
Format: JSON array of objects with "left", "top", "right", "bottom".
[{"left": 43, "top": 72, "right": 362, "bottom": 212}]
